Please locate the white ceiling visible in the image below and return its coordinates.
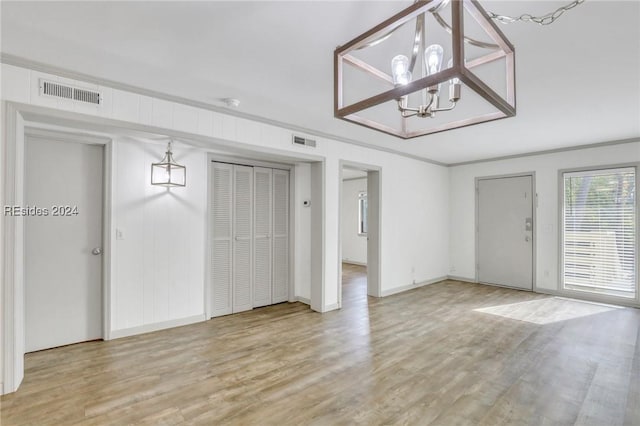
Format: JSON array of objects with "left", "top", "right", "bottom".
[{"left": 2, "top": 1, "right": 638, "bottom": 164}]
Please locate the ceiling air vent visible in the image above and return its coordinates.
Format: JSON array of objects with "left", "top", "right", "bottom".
[
  {"left": 292, "top": 135, "right": 316, "bottom": 148},
  {"left": 40, "top": 79, "right": 102, "bottom": 105}
]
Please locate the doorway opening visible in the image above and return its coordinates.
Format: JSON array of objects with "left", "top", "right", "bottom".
[
  {"left": 339, "top": 164, "right": 381, "bottom": 308},
  {"left": 208, "top": 158, "right": 292, "bottom": 318}
]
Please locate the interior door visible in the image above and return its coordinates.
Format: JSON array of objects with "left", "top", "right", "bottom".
[
  {"left": 272, "top": 169, "right": 290, "bottom": 304},
  {"left": 25, "top": 135, "right": 103, "bottom": 352},
  {"left": 211, "top": 162, "right": 234, "bottom": 317},
  {"left": 233, "top": 165, "right": 254, "bottom": 313},
  {"left": 478, "top": 175, "right": 534, "bottom": 290},
  {"left": 253, "top": 167, "right": 273, "bottom": 308}
]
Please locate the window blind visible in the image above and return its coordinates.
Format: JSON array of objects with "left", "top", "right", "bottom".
[{"left": 562, "top": 167, "right": 636, "bottom": 298}]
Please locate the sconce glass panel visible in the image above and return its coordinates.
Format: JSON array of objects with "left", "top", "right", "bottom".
[{"left": 151, "top": 162, "right": 186, "bottom": 187}]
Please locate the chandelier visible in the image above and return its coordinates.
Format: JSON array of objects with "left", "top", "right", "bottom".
[
  {"left": 334, "top": 0, "right": 515, "bottom": 139},
  {"left": 151, "top": 140, "right": 186, "bottom": 187}
]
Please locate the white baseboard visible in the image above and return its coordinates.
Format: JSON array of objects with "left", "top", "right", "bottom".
[
  {"left": 295, "top": 296, "right": 310, "bottom": 305},
  {"left": 447, "top": 275, "right": 476, "bottom": 283},
  {"left": 342, "top": 260, "right": 367, "bottom": 266},
  {"left": 109, "top": 314, "right": 206, "bottom": 340},
  {"left": 323, "top": 303, "right": 340, "bottom": 312},
  {"left": 380, "top": 276, "right": 448, "bottom": 297}
]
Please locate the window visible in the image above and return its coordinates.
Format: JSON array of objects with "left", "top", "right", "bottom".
[
  {"left": 562, "top": 167, "right": 637, "bottom": 299},
  {"left": 358, "top": 192, "right": 368, "bottom": 236}
]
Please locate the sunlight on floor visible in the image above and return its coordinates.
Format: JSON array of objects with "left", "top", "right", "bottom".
[{"left": 474, "top": 297, "right": 623, "bottom": 325}]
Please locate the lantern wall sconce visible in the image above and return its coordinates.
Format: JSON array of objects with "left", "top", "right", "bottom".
[
  {"left": 334, "top": 0, "right": 516, "bottom": 139},
  {"left": 151, "top": 140, "right": 186, "bottom": 187}
]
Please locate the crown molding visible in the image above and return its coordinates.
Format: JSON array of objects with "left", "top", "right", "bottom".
[
  {"left": 449, "top": 137, "right": 640, "bottom": 167},
  {"left": 3, "top": 53, "right": 637, "bottom": 169},
  {"left": 0, "top": 53, "right": 446, "bottom": 167}
]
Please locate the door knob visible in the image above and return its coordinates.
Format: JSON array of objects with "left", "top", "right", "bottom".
[
  {"left": 525, "top": 217, "right": 533, "bottom": 231},
  {"left": 524, "top": 236, "right": 531, "bottom": 242},
  {"left": 92, "top": 247, "right": 102, "bottom": 255}
]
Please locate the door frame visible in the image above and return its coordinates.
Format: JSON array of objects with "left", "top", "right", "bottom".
[
  {"left": 24, "top": 127, "right": 110, "bottom": 351},
  {"left": 556, "top": 163, "right": 640, "bottom": 307},
  {"left": 205, "top": 154, "right": 295, "bottom": 318},
  {"left": 338, "top": 160, "right": 382, "bottom": 308},
  {"left": 475, "top": 172, "right": 537, "bottom": 292},
  {"left": 2, "top": 104, "right": 113, "bottom": 394}
]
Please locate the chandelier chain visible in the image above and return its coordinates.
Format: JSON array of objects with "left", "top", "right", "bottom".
[{"left": 488, "top": 0, "right": 585, "bottom": 25}]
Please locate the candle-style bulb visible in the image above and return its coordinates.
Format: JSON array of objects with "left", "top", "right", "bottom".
[
  {"left": 425, "top": 45, "right": 444, "bottom": 75},
  {"left": 391, "top": 55, "right": 412, "bottom": 86}
]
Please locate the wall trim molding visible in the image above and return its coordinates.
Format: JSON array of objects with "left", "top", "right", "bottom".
[
  {"left": 295, "top": 296, "right": 311, "bottom": 305},
  {"left": 24, "top": 127, "right": 111, "bottom": 146},
  {"left": 109, "top": 314, "right": 206, "bottom": 340},
  {"left": 380, "top": 276, "right": 448, "bottom": 297},
  {"left": 0, "top": 53, "right": 445, "bottom": 167},
  {"left": 449, "top": 137, "right": 640, "bottom": 167},
  {"left": 3, "top": 54, "right": 638, "bottom": 169},
  {"left": 323, "top": 303, "right": 339, "bottom": 312},
  {"left": 447, "top": 275, "right": 476, "bottom": 283},
  {"left": 208, "top": 153, "right": 293, "bottom": 171},
  {"left": 2, "top": 102, "right": 24, "bottom": 395}
]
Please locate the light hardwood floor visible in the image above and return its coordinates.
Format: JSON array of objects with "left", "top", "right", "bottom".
[{"left": 1, "top": 265, "right": 639, "bottom": 425}]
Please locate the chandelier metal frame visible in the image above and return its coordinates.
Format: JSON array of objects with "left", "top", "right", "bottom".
[{"left": 334, "top": 0, "right": 516, "bottom": 139}]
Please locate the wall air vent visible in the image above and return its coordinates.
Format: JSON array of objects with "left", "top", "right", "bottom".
[
  {"left": 40, "top": 79, "right": 102, "bottom": 105},
  {"left": 292, "top": 135, "right": 316, "bottom": 148}
]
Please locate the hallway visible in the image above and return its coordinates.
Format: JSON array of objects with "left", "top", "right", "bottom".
[{"left": 342, "top": 262, "right": 367, "bottom": 308}]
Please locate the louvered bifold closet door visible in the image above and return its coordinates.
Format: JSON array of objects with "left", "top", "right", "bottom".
[
  {"left": 233, "top": 165, "right": 254, "bottom": 313},
  {"left": 272, "top": 169, "right": 290, "bottom": 303},
  {"left": 253, "top": 167, "right": 273, "bottom": 307},
  {"left": 211, "top": 162, "right": 234, "bottom": 317}
]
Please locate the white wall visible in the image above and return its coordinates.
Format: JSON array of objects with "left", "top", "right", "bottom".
[
  {"left": 449, "top": 141, "right": 640, "bottom": 291},
  {"left": 341, "top": 178, "right": 367, "bottom": 265},
  {"left": 111, "top": 139, "right": 207, "bottom": 334},
  {"left": 0, "top": 63, "right": 452, "bottom": 307},
  {"left": 325, "top": 142, "right": 450, "bottom": 301},
  {"left": 1, "top": 62, "right": 451, "bottom": 392},
  {"left": 294, "top": 162, "right": 312, "bottom": 302}
]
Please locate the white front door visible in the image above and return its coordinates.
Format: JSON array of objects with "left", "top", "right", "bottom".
[
  {"left": 478, "top": 175, "right": 534, "bottom": 290},
  {"left": 25, "top": 135, "right": 104, "bottom": 352}
]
